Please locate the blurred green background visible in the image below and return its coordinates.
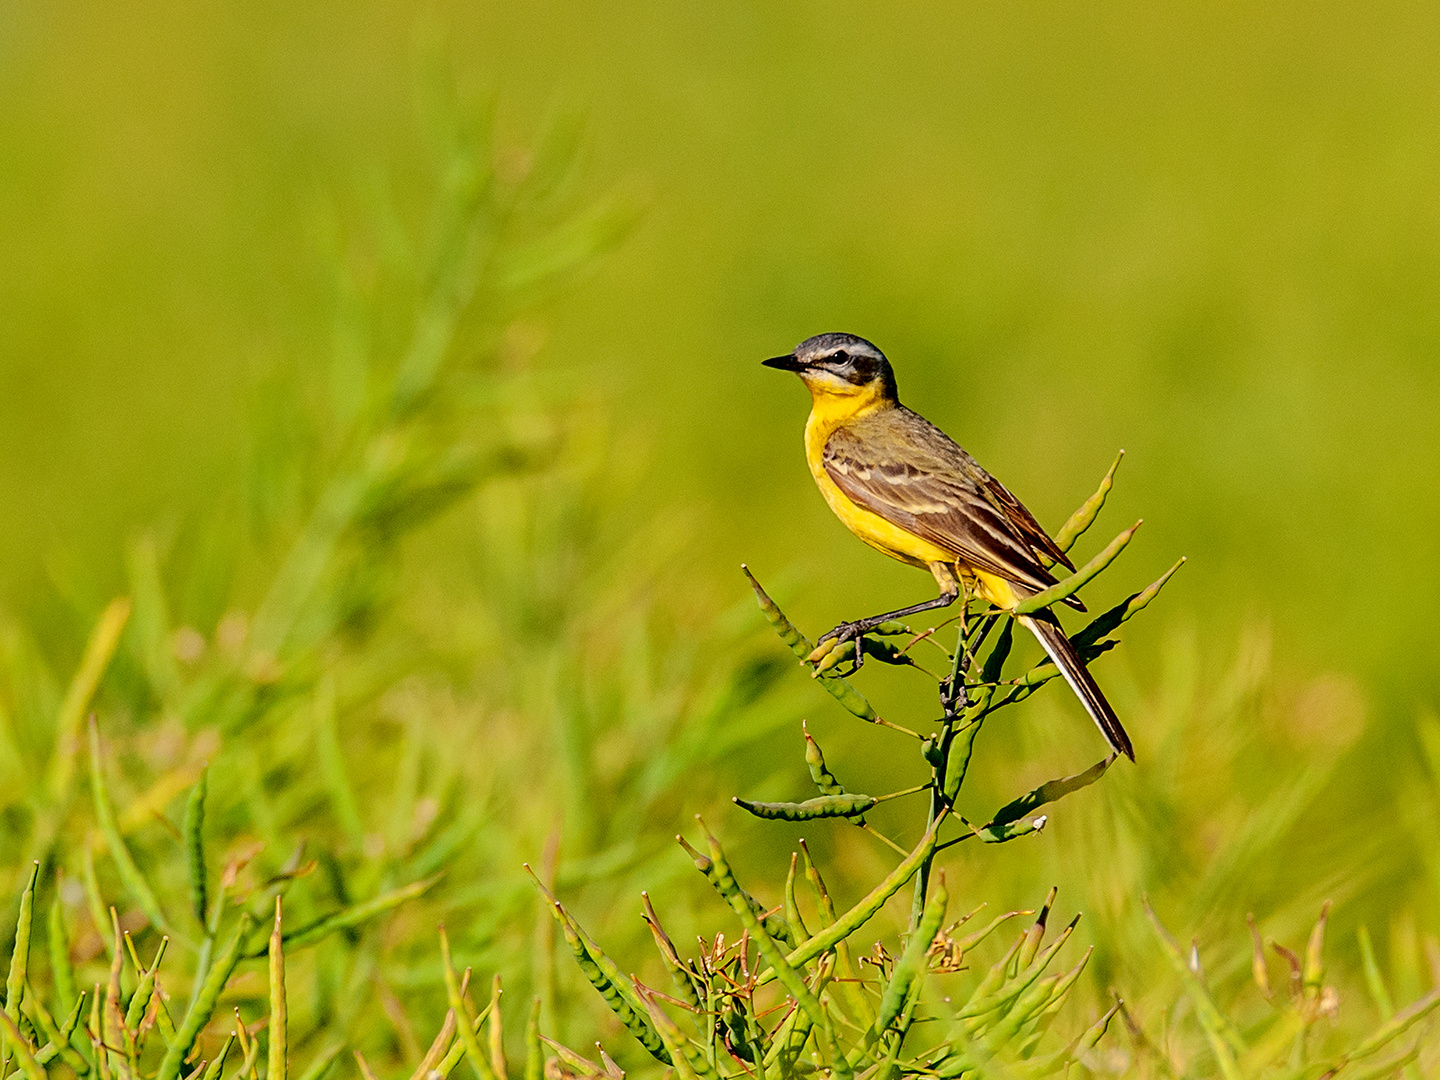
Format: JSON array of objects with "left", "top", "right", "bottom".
[
  {"left": 7, "top": 0, "right": 1440, "bottom": 693},
  {"left": 4, "top": 0, "right": 1440, "bottom": 1070}
]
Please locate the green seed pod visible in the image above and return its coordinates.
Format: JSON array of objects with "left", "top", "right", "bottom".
[
  {"left": 680, "top": 833, "right": 796, "bottom": 947},
  {"left": 812, "top": 640, "right": 856, "bottom": 676},
  {"left": 528, "top": 874, "right": 671, "bottom": 1065},
  {"left": 757, "top": 812, "right": 947, "bottom": 988},
  {"left": 974, "top": 815, "right": 1048, "bottom": 843},
  {"left": 156, "top": 912, "right": 257, "bottom": 1080},
  {"left": 123, "top": 937, "right": 169, "bottom": 1032},
  {"left": 29, "top": 987, "right": 86, "bottom": 1070},
  {"left": 6, "top": 861, "right": 39, "bottom": 1030},
  {"left": 783, "top": 855, "right": 811, "bottom": 944},
  {"left": 733, "top": 794, "right": 877, "bottom": 822},
  {"left": 742, "top": 566, "right": 810, "bottom": 658},
  {"left": 987, "top": 758, "right": 1113, "bottom": 832},
  {"left": 742, "top": 566, "right": 882, "bottom": 722},
  {"left": 440, "top": 927, "right": 498, "bottom": 1080},
  {"left": 184, "top": 768, "right": 209, "bottom": 926},
  {"left": 1072, "top": 557, "right": 1185, "bottom": 651},
  {"left": 47, "top": 893, "right": 78, "bottom": 1021},
  {"left": 268, "top": 900, "right": 287, "bottom": 1080},
  {"left": 1054, "top": 450, "right": 1124, "bottom": 554},
  {"left": 199, "top": 1034, "right": 235, "bottom": 1080},
  {"left": 1012, "top": 521, "right": 1141, "bottom": 616},
  {"left": 875, "top": 874, "right": 948, "bottom": 1033},
  {"left": 641, "top": 894, "right": 704, "bottom": 1010},
  {"left": 868, "top": 621, "right": 912, "bottom": 636},
  {"left": 701, "top": 828, "right": 829, "bottom": 1038},
  {"left": 858, "top": 639, "right": 912, "bottom": 666}
]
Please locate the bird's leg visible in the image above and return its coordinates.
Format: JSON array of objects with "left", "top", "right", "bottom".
[{"left": 817, "top": 563, "right": 962, "bottom": 672}]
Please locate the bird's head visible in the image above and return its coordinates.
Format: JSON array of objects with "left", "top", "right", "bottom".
[{"left": 763, "top": 333, "right": 899, "bottom": 403}]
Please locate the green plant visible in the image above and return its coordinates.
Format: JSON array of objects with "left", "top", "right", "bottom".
[{"left": 530, "top": 457, "right": 1181, "bottom": 1077}]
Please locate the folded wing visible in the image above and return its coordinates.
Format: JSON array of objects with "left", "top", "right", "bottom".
[{"left": 823, "top": 408, "right": 1082, "bottom": 608}]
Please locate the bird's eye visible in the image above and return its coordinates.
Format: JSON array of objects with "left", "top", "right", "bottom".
[{"left": 829, "top": 351, "right": 850, "bottom": 365}]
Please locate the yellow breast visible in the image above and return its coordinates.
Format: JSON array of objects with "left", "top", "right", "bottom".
[{"left": 801, "top": 388, "right": 958, "bottom": 570}]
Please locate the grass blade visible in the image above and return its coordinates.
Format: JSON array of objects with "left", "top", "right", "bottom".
[
  {"left": 277, "top": 874, "right": 441, "bottom": 952},
  {"left": 89, "top": 717, "right": 171, "bottom": 933},
  {"left": 47, "top": 597, "right": 131, "bottom": 801}
]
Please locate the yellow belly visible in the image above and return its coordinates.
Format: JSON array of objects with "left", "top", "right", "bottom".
[{"left": 802, "top": 393, "right": 1021, "bottom": 610}]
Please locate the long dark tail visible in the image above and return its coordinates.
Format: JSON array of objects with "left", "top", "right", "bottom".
[{"left": 1017, "top": 612, "right": 1134, "bottom": 761}]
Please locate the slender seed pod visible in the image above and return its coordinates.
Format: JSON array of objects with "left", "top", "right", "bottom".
[
  {"left": 676, "top": 836, "right": 797, "bottom": 948},
  {"left": 733, "top": 794, "right": 877, "bottom": 822},
  {"left": 700, "top": 827, "right": 829, "bottom": 1039},
  {"left": 1054, "top": 450, "right": 1124, "bottom": 554},
  {"left": 812, "top": 641, "right": 856, "bottom": 676},
  {"left": 34, "top": 990, "right": 91, "bottom": 1072},
  {"left": 958, "top": 916, "right": 1079, "bottom": 1030},
  {"left": 408, "top": 1009, "right": 456, "bottom": 1080},
  {"left": 641, "top": 894, "right": 703, "bottom": 1010},
  {"left": 742, "top": 566, "right": 881, "bottom": 722},
  {"left": 799, "top": 842, "right": 871, "bottom": 1027},
  {"left": 757, "top": 811, "right": 946, "bottom": 988},
  {"left": 123, "top": 936, "right": 169, "bottom": 1031},
  {"left": 269, "top": 899, "right": 287, "bottom": 1080},
  {"left": 156, "top": 912, "right": 256, "bottom": 1080},
  {"left": 875, "top": 873, "right": 948, "bottom": 1034},
  {"left": 634, "top": 992, "right": 706, "bottom": 1080},
  {"left": 803, "top": 724, "right": 843, "bottom": 795},
  {"left": 488, "top": 975, "right": 506, "bottom": 1080},
  {"left": 1303, "top": 902, "right": 1331, "bottom": 1001},
  {"left": 986, "top": 758, "right": 1114, "bottom": 831},
  {"left": 783, "top": 855, "right": 810, "bottom": 943},
  {"left": 954, "top": 910, "right": 1031, "bottom": 957},
  {"left": 1072, "top": 558, "right": 1185, "bottom": 651},
  {"left": 1012, "top": 521, "right": 1141, "bottom": 616},
  {"left": 5, "top": 861, "right": 39, "bottom": 1054},
  {"left": 974, "top": 815, "right": 1047, "bottom": 843},
  {"left": 183, "top": 768, "right": 209, "bottom": 926},
  {"left": 47, "top": 892, "right": 78, "bottom": 1020},
  {"left": 0, "top": 1009, "right": 44, "bottom": 1080},
  {"left": 440, "top": 927, "right": 500, "bottom": 1080},
  {"left": 1018, "top": 888, "right": 1056, "bottom": 969},
  {"left": 199, "top": 1034, "right": 235, "bottom": 1080},
  {"left": 527, "top": 879, "right": 670, "bottom": 1065}
]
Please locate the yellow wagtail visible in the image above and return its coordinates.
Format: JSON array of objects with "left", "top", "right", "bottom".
[{"left": 763, "top": 332, "right": 1133, "bottom": 761}]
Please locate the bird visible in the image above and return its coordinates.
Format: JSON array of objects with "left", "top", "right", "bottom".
[{"left": 762, "top": 332, "right": 1133, "bottom": 761}]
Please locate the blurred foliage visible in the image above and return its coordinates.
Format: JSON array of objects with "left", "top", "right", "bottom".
[{"left": 4, "top": 4, "right": 1440, "bottom": 1080}]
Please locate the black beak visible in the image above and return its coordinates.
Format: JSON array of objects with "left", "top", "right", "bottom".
[{"left": 762, "top": 353, "right": 806, "bottom": 371}]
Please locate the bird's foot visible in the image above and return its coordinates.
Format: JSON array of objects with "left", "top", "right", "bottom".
[{"left": 810, "top": 620, "right": 870, "bottom": 673}]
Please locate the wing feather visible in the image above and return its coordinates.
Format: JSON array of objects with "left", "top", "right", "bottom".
[{"left": 824, "top": 408, "right": 1081, "bottom": 605}]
